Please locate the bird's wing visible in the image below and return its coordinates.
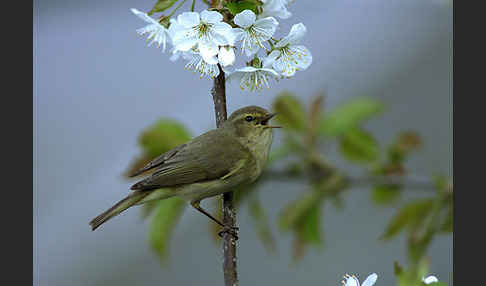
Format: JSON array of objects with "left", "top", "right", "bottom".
[
  {"left": 130, "top": 130, "right": 251, "bottom": 191},
  {"left": 129, "top": 143, "right": 187, "bottom": 177}
]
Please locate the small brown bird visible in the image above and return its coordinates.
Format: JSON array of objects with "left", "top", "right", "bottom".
[{"left": 89, "top": 106, "right": 279, "bottom": 235}]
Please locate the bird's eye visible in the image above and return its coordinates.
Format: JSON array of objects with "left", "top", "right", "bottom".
[{"left": 245, "top": 116, "right": 253, "bottom": 122}]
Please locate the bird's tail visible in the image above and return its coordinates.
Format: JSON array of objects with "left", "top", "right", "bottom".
[{"left": 89, "top": 188, "right": 176, "bottom": 231}]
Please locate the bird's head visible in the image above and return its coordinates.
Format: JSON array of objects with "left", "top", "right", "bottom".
[{"left": 225, "top": 105, "right": 280, "bottom": 140}]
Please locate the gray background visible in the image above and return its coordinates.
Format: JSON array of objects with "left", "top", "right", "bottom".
[{"left": 34, "top": 0, "right": 452, "bottom": 285}]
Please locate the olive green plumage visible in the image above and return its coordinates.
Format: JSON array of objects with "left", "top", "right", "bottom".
[{"left": 89, "top": 105, "right": 278, "bottom": 231}]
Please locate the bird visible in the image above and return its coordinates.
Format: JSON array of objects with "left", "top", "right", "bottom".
[{"left": 89, "top": 105, "right": 279, "bottom": 236}]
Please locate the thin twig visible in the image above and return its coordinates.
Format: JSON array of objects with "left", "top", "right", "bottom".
[{"left": 211, "top": 64, "right": 238, "bottom": 286}]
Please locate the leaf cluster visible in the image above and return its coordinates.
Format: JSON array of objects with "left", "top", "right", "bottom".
[{"left": 381, "top": 176, "right": 453, "bottom": 263}]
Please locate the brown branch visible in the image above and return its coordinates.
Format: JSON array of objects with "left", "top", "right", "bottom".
[{"left": 211, "top": 64, "right": 238, "bottom": 286}]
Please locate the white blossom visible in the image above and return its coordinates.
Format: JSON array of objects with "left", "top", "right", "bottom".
[
  {"left": 233, "top": 10, "right": 279, "bottom": 57},
  {"left": 182, "top": 49, "right": 220, "bottom": 78},
  {"left": 217, "top": 29, "right": 238, "bottom": 67},
  {"left": 260, "top": 0, "right": 292, "bottom": 19},
  {"left": 342, "top": 273, "right": 378, "bottom": 286},
  {"left": 218, "top": 46, "right": 236, "bottom": 66},
  {"left": 263, "top": 23, "right": 312, "bottom": 77},
  {"left": 169, "top": 49, "right": 183, "bottom": 62},
  {"left": 169, "top": 10, "right": 234, "bottom": 64},
  {"left": 131, "top": 8, "right": 171, "bottom": 52},
  {"left": 227, "top": 65, "right": 280, "bottom": 91},
  {"left": 423, "top": 275, "right": 439, "bottom": 284}
]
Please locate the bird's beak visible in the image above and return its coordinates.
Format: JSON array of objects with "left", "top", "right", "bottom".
[{"left": 262, "top": 113, "right": 281, "bottom": 129}]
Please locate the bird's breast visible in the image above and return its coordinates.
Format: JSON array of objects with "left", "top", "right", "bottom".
[{"left": 247, "top": 131, "right": 273, "bottom": 181}]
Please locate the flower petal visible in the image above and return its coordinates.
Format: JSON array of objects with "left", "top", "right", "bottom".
[
  {"left": 204, "top": 54, "right": 219, "bottom": 65},
  {"left": 272, "top": 56, "right": 297, "bottom": 77},
  {"left": 291, "top": 45, "right": 312, "bottom": 70},
  {"left": 276, "top": 22, "right": 306, "bottom": 47},
  {"left": 184, "top": 51, "right": 220, "bottom": 78},
  {"left": 169, "top": 50, "right": 182, "bottom": 62},
  {"left": 261, "top": 0, "right": 291, "bottom": 19},
  {"left": 181, "top": 51, "right": 195, "bottom": 61},
  {"left": 172, "top": 35, "right": 198, "bottom": 51},
  {"left": 218, "top": 46, "right": 235, "bottom": 67},
  {"left": 199, "top": 40, "right": 220, "bottom": 62},
  {"left": 232, "top": 28, "right": 246, "bottom": 42},
  {"left": 133, "top": 11, "right": 170, "bottom": 52},
  {"left": 235, "top": 66, "right": 260, "bottom": 73},
  {"left": 262, "top": 50, "right": 280, "bottom": 68},
  {"left": 212, "top": 22, "right": 234, "bottom": 38},
  {"left": 168, "top": 19, "right": 183, "bottom": 37},
  {"left": 130, "top": 8, "right": 159, "bottom": 25},
  {"left": 226, "top": 28, "right": 239, "bottom": 46},
  {"left": 234, "top": 10, "right": 256, "bottom": 28},
  {"left": 362, "top": 273, "right": 378, "bottom": 286},
  {"left": 200, "top": 10, "right": 223, "bottom": 24},
  {"left": 423, "top": 276, "right": 439, "bottom": 284},
  {"left": 343, "top": 275, "right": 360, "bottom": 286},
  {"left": 209, "top": 29, "right": 229, "bottom": 46},
  {"left": 260, "top": 68, "right": 280, "bottom": 77},
  {"left": 136, "top": 24, "right": 159, "bottom": 36},
  {"left": 177, "top": 12, "right": 200, "bottom": 27},
  {"left": 254, "top": 17, "right": 279, "bottom": 39}
]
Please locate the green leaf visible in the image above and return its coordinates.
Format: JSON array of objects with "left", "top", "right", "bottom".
[
  {"left": 141, "top": 200, "right": 160, "bottom": 218},
  {"left": 396, "top": 259, "right": 440, "bottom": 286},
  {"left": 149, "top": 197, "right": 186, "bottom": 258},
  {"left": 301, "top": 205, "right": 322, "bottom": 245},
  {"left": 407, "top": 232, "right": 433, "bottom": 263},
  {"left": 124, "top": 155, "right": 153, "bottom": 178},
  {"left": 394, "top": 261, "right": 404, "bottom": 276},
  {"left": 139, "top": 119, "right": 191, "bottom": 158},
  {"left": 387, "top": 131, "right": 422, "bottom": 164},
  {"left": 338, "top": 127, "right": 379, "bottom": 163},
  {"left": 125, "top": 119, "right": 191, "bottom": 178},
  {"left": 320, "top": 97, "right": 385, "bottom": 136},
  {"left": 278, "top": 191, "right": 320, "bottom": 231},
  {"left": 416, "top": 258, "right": 431, "bottom": 281},
  {"left": 372, "top": 184, "right": 401, "bottom": 205},
  {"left": 433, "top": 175, "right": 449, "bottom": 192},
  {"left": 248, "top": 195, "right": 277, "bottom": 252},
  {"left": 272, "top": 92, "right": 307, "bottom": 131},
  {"left": 427, "top": 282, "right": 446, "bottom": 286},
  {"left": 226, "top": 1, "right": 258, "bottom": 15},
  {"left": 149, "top": 0, "right": 179, "bottom": 14},
  {"left": 394, "top": 131, "right": 422, "bottom": 154},
  {"left": 440, "top": 205, "right": 453, "bottom": 233},
  {"left": 291, "top": 205, "right": 323, "bottom": 261},
  {"left": 381, "top": 199, "right": 435, "bottom": 240}
]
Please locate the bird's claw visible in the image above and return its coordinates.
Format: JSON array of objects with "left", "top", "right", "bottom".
[{"left": 218, "top": 225, "right": 239, "bottom": 240}]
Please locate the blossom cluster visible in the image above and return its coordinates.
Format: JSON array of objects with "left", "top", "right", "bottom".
[
  {"left": 130, "top": 0, "right": 312, "bottom": 91},
  {"left": 341, "top": 273, "right": 440, "bottom": 286}
]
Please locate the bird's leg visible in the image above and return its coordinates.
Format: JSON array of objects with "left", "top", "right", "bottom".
[
  {"left": 190, "top": 201, "right": 239, "bottom": 240},
  {"left": 218, "top": 225, "right": 239, "bottom": 240},
  {"left": 190, "top": 201, "right": 225, "bottom": 227}
]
